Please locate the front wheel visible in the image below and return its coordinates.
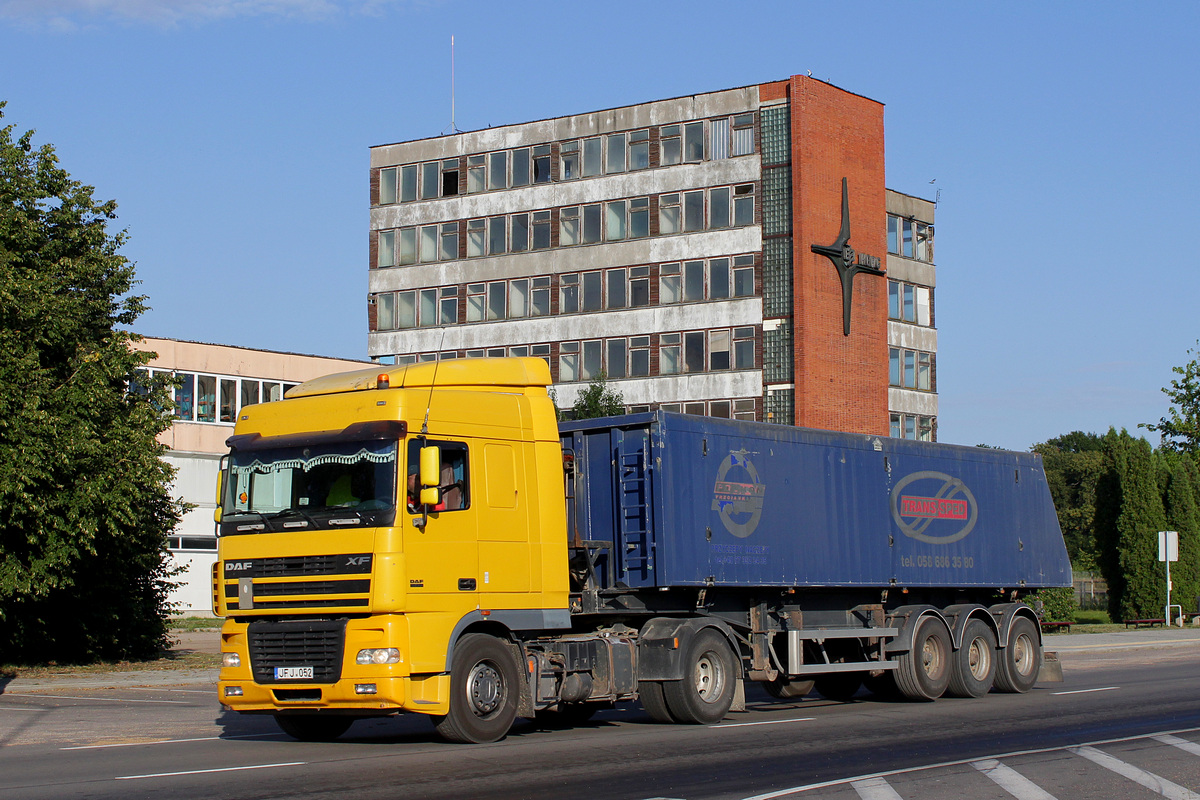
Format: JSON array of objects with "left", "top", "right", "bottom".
[
  {"left": 274, "top": 714, "right": 354, "bottom": 742},
  {"left": 894, "top": 615, "right": 952, "bottom": 701},
  {"left": 994, "top": 616, "right": 1041, "bottom": 693},
  {"left": 434, "top": 633, "right": 521, "bottom": 743},
  {"left": 662, "top": 629, "right": 738, "bottom": 724}
]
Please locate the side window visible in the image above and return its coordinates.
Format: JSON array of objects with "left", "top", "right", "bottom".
[{"left": 407, "top": 439, "right": 470, "bottom": 512}]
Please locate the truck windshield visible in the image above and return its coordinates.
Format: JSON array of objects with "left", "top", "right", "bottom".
[{"left": 222, "top": 439, "right": 398, "bottom": 530}]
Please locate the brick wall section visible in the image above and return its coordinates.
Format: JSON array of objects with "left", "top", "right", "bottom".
[{"left": 788, "top": 76, "right": 888, "bottom": 436}]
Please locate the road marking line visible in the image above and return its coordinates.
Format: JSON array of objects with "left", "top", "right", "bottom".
[
  {"left": 1155, "top": 734, "right": 1200, "bottom": 757},
  {"left": 714, "top": 717, "right": 815, "bottom": 729},
  {"left": 61, "top": 732, "right": 290, "bottom": 750},
  {"left": 115, "top": 761, "right": 305, "bottom": 780},
  {"left": 851, "top": 777, "right": 903, "bottom": 800},
  {"left": 7, "top": 693, "right": 188, "bottom": 705},
  {"left": 1051, "top": 686, "right": 1119, "bottom": 696},
  {"left": 738, "top": 724, "right": 1200, "bottom": 800},
  {"left": 973, "top": 759, "right": 1059, "bottom": 800},
  {"left": 0, "top": 705, "right": 46, "bottom": 711},
  {"left": 1070, "top": 745, "right": 1200, "bottom": 800}
]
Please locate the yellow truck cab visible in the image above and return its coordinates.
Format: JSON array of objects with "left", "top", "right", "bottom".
[{"left": 214, "top": 357, "right": 569, "bottom": 742}]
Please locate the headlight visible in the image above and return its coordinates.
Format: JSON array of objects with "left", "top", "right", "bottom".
[
  {"left": 355, "top": 648, "right": 401, "bottom": 665},
  {"left": 222, "top": 652, "right": 241, "bottom": 668}
]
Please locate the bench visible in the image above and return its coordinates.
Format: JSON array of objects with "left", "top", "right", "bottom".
[
  {"left": 1040, "top": 620, "right": 1072, "bottom": 633},
  {"left": 1124, "top": 618, "right": 1165, "bottom": 628}
]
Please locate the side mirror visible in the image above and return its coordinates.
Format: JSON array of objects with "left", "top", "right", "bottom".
[
  {"left": 213, "top": 461, "right": 226, "bottom": 524},
  {"left": 419, "top": 446, "right": 441, "bottom": 506}
]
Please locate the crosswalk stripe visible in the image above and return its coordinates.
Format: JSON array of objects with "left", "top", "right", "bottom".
[
  {"left": 1070, "top": 745, "right": 1200, "bottom": 800},
  {"left": 851, "top": 777, "right": 904, "bottom": 800},
  {"left": 972, "top": 759, "right": 1059, "bottom": 800},
  {"left": 1155, "top": 734, "right": 1200, "bottom": 757}
]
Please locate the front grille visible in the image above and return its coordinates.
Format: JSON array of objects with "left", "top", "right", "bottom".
[
  {"left": 222, "top": 553, "right": 373, "bottom": 613},
  {"left": 227, "top": 579, "right": 370, "bottom": 598},
  {"left": 248, "top": 619, "right": 346, "bottom": 684},
  {"left": 231, "top": 554, "right": 372, "bottom": 578}
]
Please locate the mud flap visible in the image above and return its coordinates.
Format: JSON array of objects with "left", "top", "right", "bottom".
[
  {"left": 731, "top": 678, "right": 746, "bottom": 712},
  {"left": 1040, "top": 651, "right": 1064, "bottom": 683}
]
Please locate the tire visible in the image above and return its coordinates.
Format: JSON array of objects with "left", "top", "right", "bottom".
[
  {"left": 639, "top": 679, "right": 676, "bottom": 723},
  {"left": 894, "top": 615, "right": 952, "bottom": 701},
  {"left": 536, "top": 702, "right": 600, "bottom": 728},
  {"left": 814, "top": 672, "right": 863, "bottom": 702},
  {"left": 662, "top": 629, "right": 737, "bottom": 724},
  {"left": 274, "top": 714, "right": 354, "bottom": 742},
  {"left": 764, "top": 678, "right": 814, "bottom": 700},
  {"left": 994, "top": 616, "right": 1042, "bottom": 693},
  {"left": 947, "top": 618, "right": 998, "bottom": 698},
  {"left": 433, "top": 633, "right": 521, "bottom": 743}
]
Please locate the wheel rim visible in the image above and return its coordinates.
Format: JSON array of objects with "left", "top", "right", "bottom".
[
  {"left": 467, "top": 660, "right": 504, "bottom": 717},
  {"left": 694, "top": 650, "right": 726, "bottom": 703},
  {"left": 967, "top": 635, "right": 991, "bottom": 680},
  {"left": 921, "top": 635, "right": 943, "bottom": 678},
  {"left": 1011, "top": 632, "right": 1035, "bottom": 677}
]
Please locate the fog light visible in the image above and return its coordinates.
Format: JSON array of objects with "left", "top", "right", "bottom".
[
  {"left": 224, "top": 686, "right": 243, "bottom": 697},
  {"left": 355, "top": 684, "right": 378, "bottom": 694},
  {"left": 355, "top": 648, "right": 401, "bottom": 665},
  {"left": 222, "top": 652, "right": 241, "bottom": 668}
]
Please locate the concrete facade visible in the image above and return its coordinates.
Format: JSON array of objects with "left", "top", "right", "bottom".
[
  {"left": 366, "top": 75, "right": 936, "bottom": 436},
  {"left": 134, "top": 337, "right": 370, "bottom": 612}
]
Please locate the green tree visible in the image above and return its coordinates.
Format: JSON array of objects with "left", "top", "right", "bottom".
[
  {"left": 0, "top": 104, "right": 183, "bottom": 663},
  {"left": 1033, "top": 432, "right": 1105, "bottom": 569},
  {"left": 570, "top": 371, "right": 624, "bottom": 420},
  {"left": 1162, "top": 453, "right": 1200, "bottom": 616},
  {"left": 1093, "top": 429, "right": 1167, "bottom": 621},
  {"left": 1143, "top": 342, "right": 1200, "bottom": 453}
]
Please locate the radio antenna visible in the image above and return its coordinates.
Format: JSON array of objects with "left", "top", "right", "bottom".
[
  {"left": 441, "top": 36, "right": 461, "bottom": 135},
  {"left": 420, "top": 328, "right": 448, "bottom": 436}
]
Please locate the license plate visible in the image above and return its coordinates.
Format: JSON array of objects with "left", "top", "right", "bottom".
[{"left": 275, "top": 666, "right": 314, "bottom": 680}]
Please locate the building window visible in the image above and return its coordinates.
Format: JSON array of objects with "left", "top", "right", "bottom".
[
  {"left": 441, "top": 159, "right": 459, "bottom": 196},
  {"left": 467, "top": 219, "right": 485, "bottom": 257},
  {"left": 488, "top": 216, "right": 506, "bottom": 255},
  {"left": 511, "top": 213, "right": 529, "bottom": 252},
  {"left": 733, "top": 255, "right": 754, "bottom": 296},
  {"left": 891, "top": 413, "right": 934, "bottom": 441},
  {"left": 511, "top": 148, "right": 530, "bottom": 187},
  {"left": 888, "top": 280, "right": 932, "bottom": 326},
  {"left": 660, "top": 333, "right": 681, "bottom": 375},
  {"left": 734, "top": 398, "right": 756, "bottom": 421},
  {"left": 710, "top": 187, "right": 730, "bottom": 229},
  {"left": 467, "top": 283, "right": 485, "bottom": 322},
  {"left": 440, "top": 223, "right": 458, "bottom": 261},
  {"left": 532, "top": 276, "right": 551, "bottom": 316},
  {"left": 533, "top": 145, "right": 552, "bottom": 183},
  {"left": 400, "top": 164, "right": 418, "bottom": 202},
  {"left": 684, "top": 122, "right": 704, "bottom": 162},
  {"left": 710, "top": 330, "right": 730, "bottom": 370},
  {"left": 607, "top": 338, "right": 627, "bottom": 378},
  {"left": 660, "top": 263, "right": 681, "bottom": 304},
  {"left": 582, "top": 271, "right": 602, "bottom": 312},
  {"left": 396, "top": 290, "right": 416, "bottom": 328},
  {"left": 709, "top": 258, "right": 730, "bottom": 299},
  {"left": 734, "top": 327, "right": 755, "bottom": 369},
  {"left": 561, "top": 140, "right": 580, "bottom": 179},
  {"left": 560, "top": 342, "right": 580, "bottom": 381},
  {"left": 467, "top": 155, "right": 485, "bottom": 193},
  {"left": 419, "top": 225, "right": 437, "bottom": 262},
  {"left": 561, "top": 206, "right": 580, "bottom": 245},
  {"left": 489, "top": 151, "right": 508, "bottom": 190},
  {"left": 732, "top": 113, "right": 755, "bottom": 156},
  {"left": 630, "top": 129, "right": 650, "bottom": 170},
  {"left": 888, "top": 215, "right": 933, "bottom": 262},
  {"left": 660, "top": 193, "right": 681, "bottom": 235},
  {"left": 605, "top": 200, "right": 627, "bottom": 241},
  {"left": 630, "top": 197, "right": 650, "bottom": 238},
  {"left": 440, "top": 287, "right": 458, "bottom": 324},
  {"left": 581, "top": 340, "right": 602, "bottom": 380},
  {"left": 378, "top": 230, "right": 395, "bottom": 267},
  {"left": 419, "top": 288, "right": 438, "bottom": 327},
  {"left": 630, "top": 336, "right": 650, "bottom": 376},
  {"left": 607, "top": 268, "right": 627, "bottom": 309},
  {"left": 734, "top": 184, "right": 755, "bottom": 226},
  {"left": 661, "top": 125, "right": 682, "bottom": 166},
  {"left": 889, "top": 348, "right": 934, "bottom": 391},
  {"left": 532, "top": 210, "right": 551, "bottom": 250},
  {"left": 377, "top": 292, "right": 395, "bottom": 330},
  {"left": 582, "top": 204, "right": 602, "bottom": 244},
  {"left": 683, "top": 260, "right": 704, "bottom": 302},
  {"left": 684, "top": 331, "right": 705, "bottom": 372},
  {"left": 509, "top": 279, "right": 529, "bottom": 319},
  {"left": 582, "top": 137, "right": 602, "bottom": 177},
  {"left": 711, "top": 117, "right": 729, "bottom": 161},
  {"left": 560, "top": 273, "right": 579, "bottom": 314},
  {"left": 487, "top": 282, "right": 506, "bottom": 321},
  {"left": 683, "top": 190, "right": 704, "bottom": 231},
  {"left": 630, "top": 266, "right": 650, "bottom": 307},
  {"left": 379, "top": 168, "right": 397, "bottom": 205},
  {"left": 421, "top": 161, "right": 439, "bottom": 199},
  {"left": 606, "top": 132, "right": 626, "bottom": 174}
]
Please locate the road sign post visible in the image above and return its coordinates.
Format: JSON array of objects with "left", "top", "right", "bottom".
[{"left": 1159, "top": 531, "right": 1180, "bottom": 626}]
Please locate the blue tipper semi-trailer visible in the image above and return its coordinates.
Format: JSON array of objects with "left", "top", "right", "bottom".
[{"left": 552, "top": 410, "right": 1070, "bottom": 725}]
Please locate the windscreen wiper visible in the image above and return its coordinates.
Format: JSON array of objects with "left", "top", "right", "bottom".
[{"left": 266, "top": 508, "right": 321, "bottom": 530}]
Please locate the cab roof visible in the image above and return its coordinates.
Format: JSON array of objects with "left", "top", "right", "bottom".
[{"left": 285, "top": 356, "right": 552, "bottom": 399}]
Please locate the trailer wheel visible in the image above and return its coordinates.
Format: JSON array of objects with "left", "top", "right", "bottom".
[
  {"left": 274, "top": 714, "right": 353, "bottom": 742},
  {"left": 764, "top": 678, "right": 814, "bottom": 700},
  {"left": 894, "top": 615, "right": 951, "bottom": 701},
  {"left": 433, "top": 633, "right": 520, "bottom": 744},
  {"left": 947, "top": 619, "right": 997, "bottom": 698},
  {"left": 662, "top": 629, "right": 737, "bottom": 724},
  {"left": 814, "top": 673, "right": 863, "bottom": 702},
  {"left": 639, "top": 680, "right": 677, "bottom": 723},
  {"left": 994, "top": 616, "right": 1041, "bottom": 693}
]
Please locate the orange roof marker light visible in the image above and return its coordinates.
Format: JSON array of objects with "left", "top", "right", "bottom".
[{"left": 377, "top": 373, "right": 390, "bottom": 390}]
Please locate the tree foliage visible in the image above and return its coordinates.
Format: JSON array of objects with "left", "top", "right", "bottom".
[
  {"left": 570, "top": 371, "right": 625, "bottom": 420},
  {"left": 1143, "top": 342, "right": 1200, "bottom": 453},
  {"left": 0, "top": 103, "right": 183, "bottom": 663},
  {"left": 1033, "top": 432, "right": 1105, "bottom": 569}
]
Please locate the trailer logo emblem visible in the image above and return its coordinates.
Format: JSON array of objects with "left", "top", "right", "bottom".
[
  {"left": 712, "top": 450, "right": 766, "bottom": 538},
  {"left": 891, "top": 471, "right": 978, "bottom": 544}
]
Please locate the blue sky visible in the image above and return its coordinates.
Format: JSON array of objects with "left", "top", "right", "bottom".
[{"left": 2, "top": 1, "right": 1197, "bottom": 450}]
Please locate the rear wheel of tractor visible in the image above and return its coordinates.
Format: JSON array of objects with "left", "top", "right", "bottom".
[
  {"left": 993, "top": 616, "right": 1041, "bottom": 693},
  {"left": 947, "top": 619, "right": 997, "bottom": 698},
  {"left": 894, "top": 615, "right": 952, "bottom": 701},
  {"left": 764, "top": 678, "right": 814, "bottom": 700},
  {"left": 814, "top": 672, "right": 863, "bottom": 702},
  {"left": 274, "top": 714, "right": 354, "bottom": 742},
  {"left": 433, "top": 633, "right": 520, "bottom": 743},
  {"left": 639, "top": 679, "right": 676, "bottom": 723},
  {"left": 662, "top": 629, "right": 737, "bottom": 724}
]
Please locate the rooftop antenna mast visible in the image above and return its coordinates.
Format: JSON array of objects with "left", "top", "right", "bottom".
[{"left": 441, "top": 36, "right": 461, "bottom": 135}]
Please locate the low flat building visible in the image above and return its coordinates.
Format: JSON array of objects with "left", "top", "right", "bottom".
[{"left": 134, "top": 337, "right": 370, "bottom": 613}]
